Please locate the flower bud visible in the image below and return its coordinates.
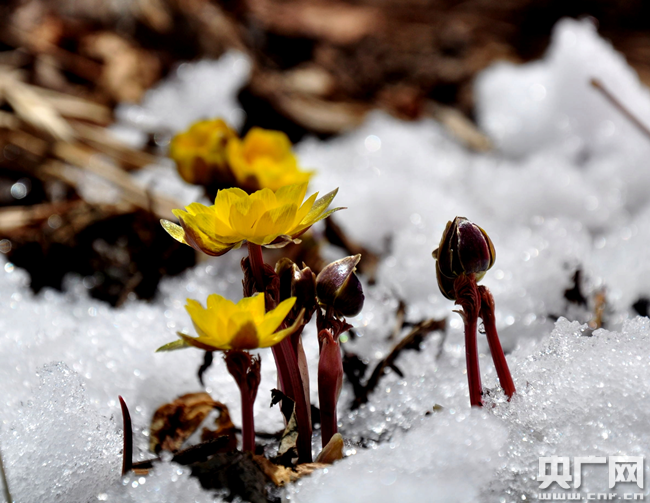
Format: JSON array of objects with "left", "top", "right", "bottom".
[
  {"left": 316, "top": 254, "right": 364, "bottom": 317},
  {"left": 276, "top": 257, "right": 317, "bottom": 323},
  {"left": 432, "top": 217, "right": 496, "bottom": 300}
]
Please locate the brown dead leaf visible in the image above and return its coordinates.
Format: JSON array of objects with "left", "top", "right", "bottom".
[
  {"left": 0, "top": 70, "right": 74, "bottom": 141},
  {"left": 246, "top": 0, "right": 383, "bottom": 45},
  {"left": 589, "top": 288, "right": 607, "bottom": 330},
  {"left": 252, "top": 454, "right": 330, "bottom": 487},
  {"left": 294, "top": 462, "right": 330, "bottom": 478},
  {"left": 150, "top": 392, "right": 221, "bottom": 454},
  {"left": 315, "top": 432, "right": 344, "bottom": 464},
  {"left": 200, "top": 401, "right": 238, "bottom": 452}
]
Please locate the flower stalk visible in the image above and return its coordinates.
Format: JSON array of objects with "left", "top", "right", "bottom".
[
  {"left": 224, "top": 350, "right": 261, "bottom": 452},
  {"left": 478, "top": 286, "right": 516, "bottom": 399},
  {"left": 247, "top": 242, "right": 266, "bottom": 293},
  {"left": 270, "top": 339, "right": 313, "bottom": 461},
  {"left": 318, "top": 329, "right": 343, "bottom": 447},
  {"left": 454, "top": 274, "right": 483, "bottom": 407}
]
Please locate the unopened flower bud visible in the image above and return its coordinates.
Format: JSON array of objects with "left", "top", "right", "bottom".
[
  {"left": 316, "top": 254, "right": 364, "bottom": 317},
  {"left": 276, "top": 258, "right": 317, "bottom": 322},
  {"left": 276, "top": 257, "right": 297, "bottom": 301},
  {"left": 432, "top": 217, "right": 496, "bottom": 300}
]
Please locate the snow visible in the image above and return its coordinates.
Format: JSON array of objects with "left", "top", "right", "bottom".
[{"left": 2, "top": 16, "right": 650, "bottom": 503}]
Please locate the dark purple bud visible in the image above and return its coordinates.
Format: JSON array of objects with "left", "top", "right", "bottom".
[
  {"left": 316, "top": 254, "right": 365, "bottom": 317},
  {"left": 432, "top": 217, "right": 496, "bottom": 300},
  {"left": 276, "top": 257, "right": 297, "bottom": 302},
  {"left": 275, "top": 257, "right": 317, "bottom": 322}
]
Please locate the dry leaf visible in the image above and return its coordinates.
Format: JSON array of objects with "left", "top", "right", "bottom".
[
  {"left": 294, "top": 462, "right": 330, "bottom": 478},
  {"left": 200, "top": 401, "right": 238, "bottom": 452},
  {"left": 252, "top": 454, "right": 330, "bottom": 487},
  {"left": 0, "top": 70, "right": 74, "bottom": 141},
  {"left": 149, "top": 392, "right": 221, "bottom": 454},
  {"left": 315, "top": 432, "right": 344, "bottom": 464}
]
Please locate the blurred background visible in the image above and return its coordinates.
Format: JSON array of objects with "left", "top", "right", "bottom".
[{"left": 1, "top": 0, "right": 649, "bottom": 306}]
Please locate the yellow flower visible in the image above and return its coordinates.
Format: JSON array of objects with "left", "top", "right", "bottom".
[
  {"left": 226, "top": 127, "right": 313, "bottom": 191},
  {"left": 157, "top": 294, "right": 300, "bottom": 352},
  {"left": 161, "top": 182, "right": 342, "bottom": 256},
  {"left": 169, "top": 119, "right": 237, "bottom": 185}
]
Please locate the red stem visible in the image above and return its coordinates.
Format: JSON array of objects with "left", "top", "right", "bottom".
[
  {"left": 317, "top": 329, "right": 342, "bottom": 447},
  {"left": 479, "top": 286, "right": 516, "bottom": 399},
  {"left": 239, "top": 383, "right": 256, "bottom": 452},
  {"left": 455, "top": 274, "right": 483, "bottom": 407},
  {"left": 464, "top": 312, "right": 483, "bottom": 407},
  {"left": 247, "top": 242, "right": 266, "bottom": 292},
  {"left": 272, "top": 338, "right": 313, "bottom": 462},
  {"left": 320, "top": 409, "right": 337, "bottom": 448}
]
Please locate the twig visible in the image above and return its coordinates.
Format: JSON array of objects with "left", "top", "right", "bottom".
[
  {"left": 119, "top": 396, "right": 133, "bottom": 476},
  {"left": 591, "top": 78, "right": 650, "bottom": 140},
  {"left": 388, "top": 298, "right": 406, "bottom": 341},
  {"left": 21, "top": 85, "right": 111, "bottom": 125},
  {"left": 198, "top": 351, "right": 214, "bottom": 386},
  {"left": 0, "top": 443, "right": 12, "bottom": 503},
  {"left": 0, "top": 71, "right": 74, "bottom": 141},
  {"left": 71, "top": 121, "right": 158, "bottom": 170},
  {"left": 426, "top": 101, "right": 492, "bottom": 152},
  {"left": 131, "top": 437, "right": 231, "bottom": 473},
  {"left": 45, "top": 147, "right": 180, "bottom": 219}
]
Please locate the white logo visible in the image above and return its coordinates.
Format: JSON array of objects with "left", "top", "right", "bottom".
[{"left": 537, "top": 456, "right": 644, "bottom": 500}]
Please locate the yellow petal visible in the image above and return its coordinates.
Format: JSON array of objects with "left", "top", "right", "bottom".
[
  {"left": 185, "top": 299, "right": 215, "bottom": 341},
  {"left": 214, "top": 187, "right": 248, "bottom": 217},
  {"left": 235, "top": 294, "right": 266, "bottom": 324},
  {"left": 244, "top": 128, "right": 291, "bottom": 160},
  {"left": 294, "top": 192, "right": 318, "bottom": 225},
  {"left": 275, "top": 183, "right": 308, "bottom": 207},
  {"left": 180, "top": 214, "right": 238, "bottom": 255},
  {"left": 250, "top": 187, "right": 278, "bottom": 208},
  {"left": 251, "top": 203, "right": 297, "bottom": 243},
  {"left": 229, "top": 204, "right": 254, "bottom": 237},
  {"left": 259, "top": 307, "right": 304, "bottom": 347},
  {"left": 184, "top": 202, "right": 213, "bottom": 217},
  {"left": 257, "top": 297, "right": 296, "bottom": 338},
  {"left": 299, "top": 188, "right": 338, "bottom": 226},
  {"left": 206, "top": 293, "right": 237, "bottom": 315},
  {"left": 193, "top": 213, "right": 239, "bottom": 243},
  {"left": 292, "top": 206, "right": 345, "bottom": 237},
  {"left": 270, "top": 203, "right": 298, "bottom": 235}
]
